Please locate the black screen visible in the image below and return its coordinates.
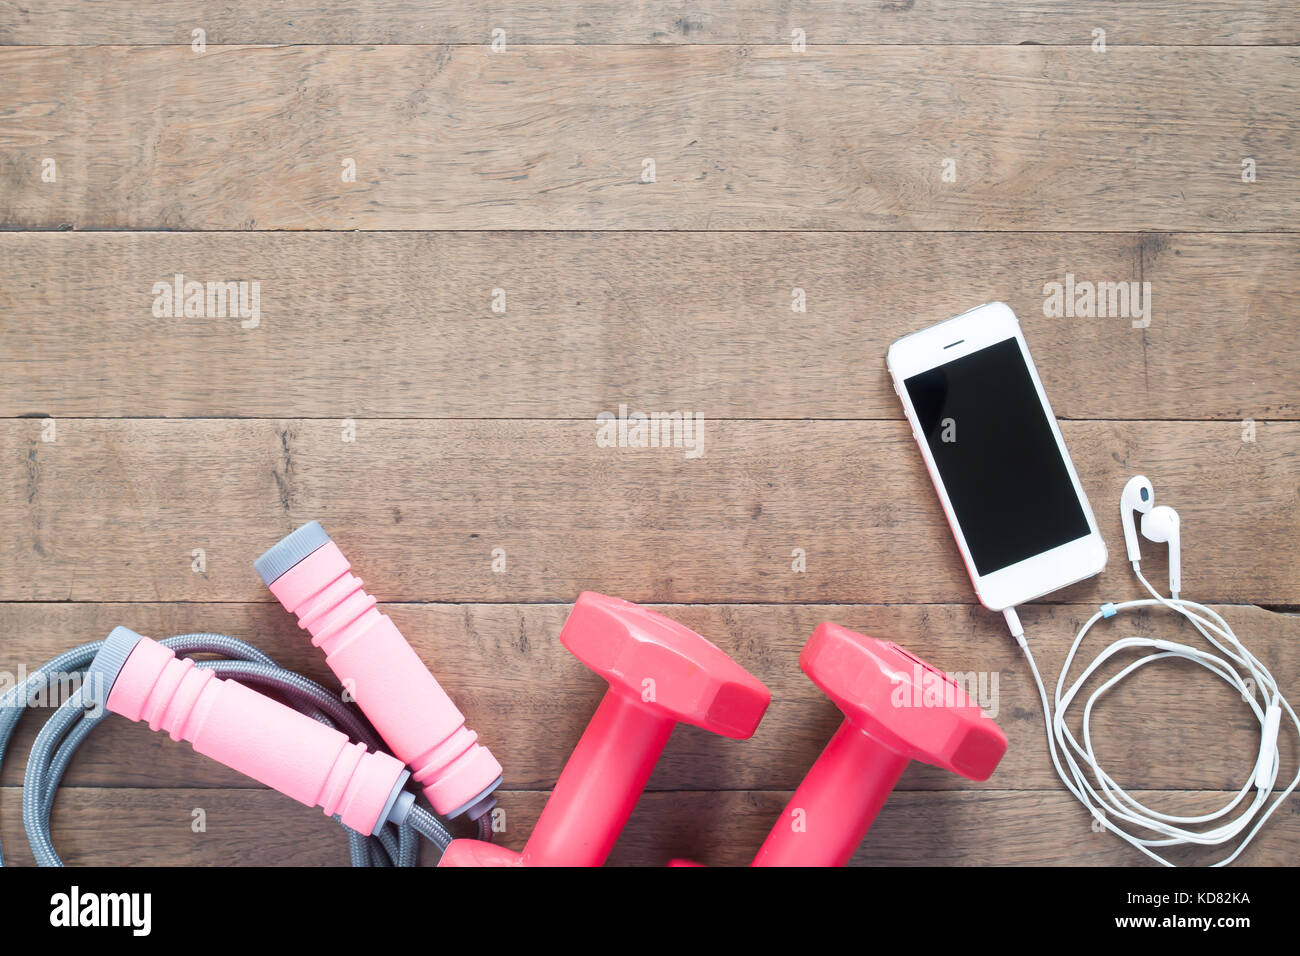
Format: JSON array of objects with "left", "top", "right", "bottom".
[{"left": 904, "top": 337, "right": 1090, "bottom": 575}]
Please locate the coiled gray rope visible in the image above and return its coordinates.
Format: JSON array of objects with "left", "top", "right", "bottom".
[
  {"left": 0, "top": 633, "right": 457, "bottom": 866},
  {"left": 409, "top": 803, "right": 457, "bottom": 849}
]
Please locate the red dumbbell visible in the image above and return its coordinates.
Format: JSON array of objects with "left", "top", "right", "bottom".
[
  {"left": 440, "top": 592, "right": 771, "bottom": 866},
  {"left": 752, "top": 622, "right": 1007, "bottom": 866}
]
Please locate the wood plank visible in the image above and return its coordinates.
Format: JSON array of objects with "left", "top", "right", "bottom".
[
  {"left": 2, "top": 46, "right": 1295, "bottom": 231},
  {"left": 2, "top": 2, "right": 1296, "bottom": 46},
  {"left": 1, "top": 232, "right": 1293, "bottom": 421},
  {"left": 2, "top": 603, "right": 1296, "bottom": 792},
  {"left": 624, "top": 789, "right": 1300, "bottom": 867},
  {"left": 3, "top": 420, "right": 1296, "bottom": 604},
  {"left": 2, "top": 786, "right": 1295, "bottom": 866}
]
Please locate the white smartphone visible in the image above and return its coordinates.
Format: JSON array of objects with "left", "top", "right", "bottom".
[{"left": 886, "top": 302, "right": 1107, "bottom": 611}]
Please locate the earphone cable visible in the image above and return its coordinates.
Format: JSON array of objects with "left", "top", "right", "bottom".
[{"left": 1005, "top": 568, "right": 1300, "bottom": 866}]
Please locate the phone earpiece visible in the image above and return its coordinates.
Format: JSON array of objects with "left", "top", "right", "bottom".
[
  {"left": 1119, "top": 475, "right": 1155, "bottom": 564},
  {"left": 1141, "top": 505, "right": 1181, "bottom": 597}
]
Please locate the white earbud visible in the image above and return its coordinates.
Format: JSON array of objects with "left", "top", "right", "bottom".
[
  {"left": 1141, "top": 505, "right": 1181, "bottom": 598},
  {"left": 1119, "top": 475, "right": 1155, "bottom": 564}
]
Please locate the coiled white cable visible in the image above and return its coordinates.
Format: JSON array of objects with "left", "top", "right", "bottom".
[{"left": 1005, "top": 564, "right": 1299, "bottom": 866}]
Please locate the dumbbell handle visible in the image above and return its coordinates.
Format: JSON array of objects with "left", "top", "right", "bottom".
[
  {"left": 524, "top": 688, "right": 675, "bottom": 866},
  {"left": 752, "top": 720, "right": 908, "bottom": 867},
  {"left": 94, "top": 629, "right": 409, "bottom": 835}
]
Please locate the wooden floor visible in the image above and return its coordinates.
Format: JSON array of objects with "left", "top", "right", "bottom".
[{"left": 1, "top": 3, "right": 1297, "bottom": 866}]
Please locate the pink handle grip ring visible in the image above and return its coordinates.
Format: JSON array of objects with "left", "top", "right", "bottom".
[
  {"left": 256, "top": 522, "right": 501, "bottom": 819},
  {"left": 89, "top": 627, "right": 411, "bottom": 835},
  {"left": 752, "top": 622, "right": 1008, "bottom": 867}
]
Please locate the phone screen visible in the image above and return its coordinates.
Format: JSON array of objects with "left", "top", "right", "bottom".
[{"left": 903, "top": 337, "right": 1090, "bottom": 575}]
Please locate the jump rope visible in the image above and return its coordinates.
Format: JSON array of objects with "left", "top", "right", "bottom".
[
  {"left": 1, "top": 521, "right": 499, "bottom": 867},
  {"left": 0, "top": 632, "right": 468, "bottom": 866}
]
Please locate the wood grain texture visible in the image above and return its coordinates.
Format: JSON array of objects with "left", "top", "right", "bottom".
[
  {"left": 2, "top": 2, "right": 1297, "bottom": 46},
  {"left": 1, "top": 603, "right": 1296, "bottom": 794},
  {"left": 3, "top": 4, "right": 1297, "bottom": 871},
  {"left": 1, "top": 231, "right": 1294, "bottom": 421},
  {"left": 2, "top": 46, "right": 1296, "bottom": 231},
  {"left": 2, "top": 787, "right": 1296, "bottom": 866},
  {"left": 3, "top": 419, "right": 1296, "bottom": 604}
]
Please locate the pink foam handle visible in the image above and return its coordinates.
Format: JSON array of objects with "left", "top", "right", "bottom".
[
  {"left": 106, "top": 635, "right": 407, "bottom": 834},
  {"left": 268, "top": 541, "right": 502, "bottom": 817}
]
